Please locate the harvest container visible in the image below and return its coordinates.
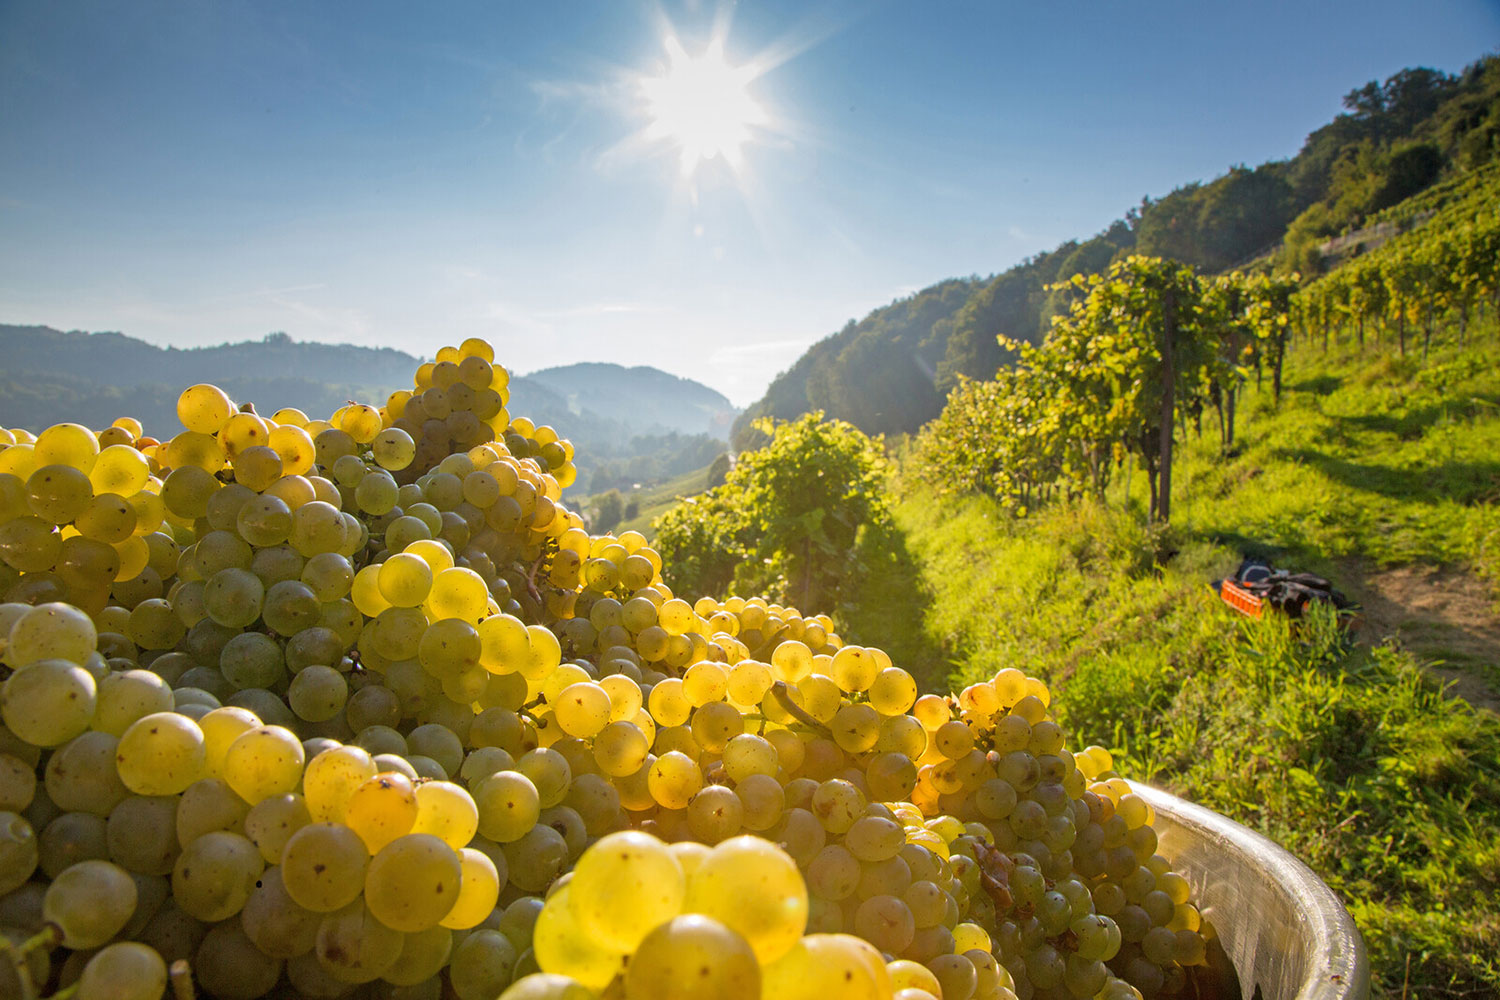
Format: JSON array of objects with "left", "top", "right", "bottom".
[{"left": 1129, "top": 783, "right": 1370, "bottom": 1000}]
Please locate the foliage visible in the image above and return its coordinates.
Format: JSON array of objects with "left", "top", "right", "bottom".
[
  {"left": 884, "top": 331, "right": 1500, "bottom": 997},
  {"left": 657, "top": 412, "right": 888, "bottom": 611},
  {"left": 917, "top": 258, "right": 1297, "bottom": 522},
  {"left": 591, "top": 489, "right": 624, "bottom": 533}
]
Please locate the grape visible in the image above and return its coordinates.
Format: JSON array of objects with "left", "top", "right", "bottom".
[
  {"left": 498, "top": 974, "right": 597, "bottom": 1000},
  {"left": 760, "top": 933, "right": 888, "bottom": 1000},
  {"left": 245, "top": 791, "right": 312, "bottom": 863},
  {"left": 449, "top": 928, "right": 519, "bottom": 1000},
  {"left": 502, "top": 823, "right": 569, "bottom": 893},
  {"left": 0, "top": 812, "right": 38, "bottom": 894},
  {"left": 287, "top": 664, "right": 348, "bottom": 721},
  {"left": 106, "top": 794, "right": 181, "bottom": 875},
  {"left": 853, "top": 893, "right": 916, "bottom": 953},
  {"left": 564, "top": 829, "right": 685, "bottom": 951},
  {"left": 362, "top": 832, "right": 462, "bottom": 932},
  {"left": 175, "top": 776, "right": 251, "bottom": 845},
  {"left": 115, "top": 712, "right": 206, "bottom": 795},
  {"left": 531, "top": 884, "right": 626, "bottom": 991},
  {"left": 7, "top": 601, "right": 96, "bottom": 666},
  {"left": 93, "top": 668, "right": 174, "bottom": 735},
  {"left": 411, "top": 779, "right": 479, "bottom": 850},
  {"left": 171, "top": 830, "right": 263, "bottom": 922},
  {"left": 316, "top": 899, "right": 405, "bottom": 984},
  {"left": 198, "top": 705, "right": 260, "bottom": 777},
  {"left": 344, "top": 770, "right": 419, "bottom": 853},
  {"left": 683, "top": 835, "right": 809, "bottom": 962},
  {"left": 76, "top": 942, "right": 169, "bottom": 1000},
  {"left": 45, "top": 730, "right": 129, "bottom": 814},
  {"left": 43, "top": 858, "right": 137, "bottom": 948},
  {"left": 178, "top": 384, "right": 235, "bottom": 435},
  {"left": 624, "top": 914, "right": 761, "bottom": 1000},
  {"left": 222, "top": 725, "right": 305, "bottom": 804},
  {"left": 280, "top": 822, "right": 369, "bottom": 912},
  {"left": 194, "top": 920, "right": 284, "bottom": 999}
]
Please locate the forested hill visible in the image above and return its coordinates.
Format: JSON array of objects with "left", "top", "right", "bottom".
[
  {"left": 0, "top": 326, "right": 736, "bottom": 491},
  {"left": 731, "top": 56, "right": 1500, "bottom": 451}
]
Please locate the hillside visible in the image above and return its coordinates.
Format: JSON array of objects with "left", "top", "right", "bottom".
[
  {"left": 0, "top": 325, "right": 735, "bottom": 492},
  {"left": 732, "top": 56, "right": 1500, "bottom": 452}
]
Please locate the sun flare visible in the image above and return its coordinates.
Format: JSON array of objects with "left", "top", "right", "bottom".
[{"left": 640, "top": 35, "right": 768, "bottom": 176}]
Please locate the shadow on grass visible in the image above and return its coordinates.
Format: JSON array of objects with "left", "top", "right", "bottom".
[
  {"left": 841, "top": 519, "right": 950, "bottom": 691},
  {"left": 1332, "top": 392, "right": 1500, "bottom": 439},
  {"left": 1276, "top": 447, "right": 1500, "bottom": 505},
  {"left": 1288, "top": 374, "right": 1343, "bottom": 395}
]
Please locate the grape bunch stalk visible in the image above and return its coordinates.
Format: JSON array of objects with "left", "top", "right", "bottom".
[{"left": 0, "top": 337, "right": 1207, "bottom": 1000}]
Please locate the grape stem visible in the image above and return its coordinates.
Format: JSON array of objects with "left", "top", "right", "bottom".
[
  {"left": 525, "top": 554, "right": 544, "bottom": 603},
  {"left": 170, "top": 959, "right": 196, "bottom": 1000},
  {"left": 770, "top": 681, "right": 832, "bottom": 738},
  {"left": 1, "top": 924, "right": 60, "bottom": 1000}
]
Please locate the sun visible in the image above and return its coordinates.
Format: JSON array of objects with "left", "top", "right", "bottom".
[{"left": 640, "top": 34, "right": 768, "bottom": 176}]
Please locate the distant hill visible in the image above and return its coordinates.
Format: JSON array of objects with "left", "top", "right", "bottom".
[
  {"left": 0, "top": 326, "right": 735, "bottom": 491},
  {"left": 732, "top": 55, "right": 1500, "bottom": 451}
]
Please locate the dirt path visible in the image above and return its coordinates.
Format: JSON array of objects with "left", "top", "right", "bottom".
[{"left": 1336, "top": 559, "right": 1500, "bottom": 713}]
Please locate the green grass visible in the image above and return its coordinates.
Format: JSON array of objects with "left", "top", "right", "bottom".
[{"left": 839, "top": 329, "right": 1500, "bottom": 998}]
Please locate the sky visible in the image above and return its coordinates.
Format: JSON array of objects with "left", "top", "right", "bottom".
[{"left": 1, "top": 2, "right": 1496, "bottom": 407}]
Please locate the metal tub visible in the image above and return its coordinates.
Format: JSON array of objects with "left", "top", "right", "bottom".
[{"left": 1129, "top": 783, "right": 1370, "bottom": 1000}]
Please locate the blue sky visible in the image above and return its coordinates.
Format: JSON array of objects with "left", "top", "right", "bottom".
[{"left": 1, "top": 1, "right": 1496, "bottom": 406}]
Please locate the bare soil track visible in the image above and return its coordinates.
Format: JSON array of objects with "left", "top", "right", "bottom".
[{"left": 1337, "top": 559, "right": 1500, "bottom": 713}]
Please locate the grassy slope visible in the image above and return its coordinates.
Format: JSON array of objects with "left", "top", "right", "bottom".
[
  {"left": 577, "top": 463, "right": 719, "bottom": 539},
  {"left": 843, "top": 331, "right": 1500, "bottom": 998}
]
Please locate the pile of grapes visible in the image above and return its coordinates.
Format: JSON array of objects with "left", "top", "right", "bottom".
[{"left": 0, "top": 339, "right": 1209, "bottom": 1000}]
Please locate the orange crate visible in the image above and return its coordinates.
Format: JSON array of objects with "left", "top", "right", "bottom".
[{"left": 1220, "top": 579, "right": 1264, "bottom": 619}]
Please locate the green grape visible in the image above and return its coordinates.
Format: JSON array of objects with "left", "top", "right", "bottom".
[
  {"left": 498, "top": 973, "right": 597, "bottom": 1000},
  {"left": 426, "top": 565, "right": 489, "bottom": 622},
  {"left": 591, "top": 720, "right": 649, "bottom": 778},
  {"left": 869, "top": 666, "right": 919, "bottom": 714},
  {"left": 0, "top": 812, "right": 38, "bottom": 894},
  {"left": 371, "top": 606, "right": 429, "bottom": 661},
  {"left": 473, "top": 770, "right": 541, "bottom": 843},
  {"left": 76, "top": 941, "right": 169, "bottom": 1000},
  {"left": 126, "top": 597, "right": 186, "bottom": 650},
  {"left": 344, "top": 770, "right": 419, "bottom": 853},
  {"left": 25, "top": 463, "right": 94, "bottom": 524},
  {"left": 624, "top": 914, "right": 761, "bottom": 1000},
  {"left": 449, "top": 928, "right": 519, "bottom": 1000},
  {"left": 194, "top": 920, "right": 284, "bottom": 1000},
  {"left": 682, "top": 835, "right": 809, "bottom": 963},
  {"left": 371, "top": 427, "right": 417, "bottom": 471},
  {"left": 383, "top": 922, "right": 455, "bottom": 986},
  {"left": 0, "top": 515, "right": 62, "bottom": 574},
  {"left": 760, "top": 933, "right": 887, "bottom": 1000},
  {"left": 516, "top": 748, "right": 571, "bottom": 808},
  {"left": 808, "top": 844, "right": 861, "bottom": 901},
  {"left": 301, "top": 744, "right": 376, "bottom": 823},
  {"left": 202, "top": 567, "right": 265, "bottom": 628},
  {"left": 221, "top": 725, "right": 304, "bottom": 805},
  {"left": 316, "top": 899, "right": 404, "bottom": 984},
  {"left": 7, "top": 601, "right": 97, "bottom": 666},
  {"left": 440, "top": 846, "right": 501, "bottom": 930},
  {"left": 722, "top": 733, "right": 778, "bottom": 782},
  {"left": 38, "top": 810, "right": 110, "bottom": 878},
  {"left": 888, "top": 959, "right": 944, "bottom": 997},
  {"left": 174, "top": 777, "right": 250, "bottom": 845},
  {"left": 105, "top": 795, "right": 180, "bottom": 875},
  {"left": 177, "top": 383, "right": 235, "bottom": 435},
  {"left": 280, "top": 822, "right": 369, "bottom": 912},
  {"left": 44, "top": 730, "right": 127, "bottom": 814},
  {"left": 288, "top": 664, "right": 348, "bottom": 722},
  {"left": 240, "top": 864, "right": 322, "bottom": 959},
  {"left": 410, "top": 779, "right": 478, "bottom": 850},
  {"left": 301, "top": 551, "right": 354, "bottom": 602},
  {"left": 289, "top": 499, "right": 346, "bottom": 556},
  {"left": 355, "top": 471, "right": 400, "bottom": 517},
  {"left": 501, "top": 823, "right": 568, "bottom": 893},
  {"left": 930, "top": 953, "right": 980, "bottom": 1000},
  {"left": 262, "top": 579, "right": 322, "bottom": 634},
  {"left": 417, "top": 617, "right": 481, "bottom": 679},
  {"left": 531, "top": 885, "right": 625, "bottom": 992},
  {"left": 244, "top": 791, "right": 312, "bottom": 864},
  {"left": 363, "top": 832, "right": 462, "bottom": 932},
  {"left": 811, "top": 779, "right": 866, "bottom": 835},
  {"left": 553, "top": 681, "right": 611, "bottom": 738},
  {"left": 1, "top": 659, "right": 97, "bottom": 747},
  {"left": 89, "top": 443, "right": 151, "bottom": 495},
  {"left": 92, "top": 668, "right": 173, "bottom": 736},
  {"left": 681, "top": 661, "right": 727, "bottom": 706},
  {"left": 236, "top": 493, "right": 293, "bottom": 547},
  {"left": 171, "top": 830, "right": 263, "bottom": 922},
  {"left": 0, "top": 753, "right": 33, "bottom": 812},
  {"left": 566, "top": 830, "right": 685, "bottom": 951},
  {"left": 74, "top": 492, "right": 137, "bottom": 543},
  {"left": 688, "top": 701, "right": 743, "bottom": 753},
  {"left": 197, "top": 706, "right": 259, "bottom": 778},
  {"left": 853, "top": 893, "right": 916, "bottom": 953},
  {"left": 735, "top": 773, "right": 786, "bottom": 832},
  {"left": 43, "top": 858, "right": 137, "bottom": 949}
]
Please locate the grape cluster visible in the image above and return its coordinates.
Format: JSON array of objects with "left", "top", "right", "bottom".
[{"left": 0, "top": 338, "right": 1208, "bottom": 1000}]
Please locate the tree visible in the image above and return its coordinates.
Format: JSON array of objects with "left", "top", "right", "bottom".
[
  {"left": 656, "top": 412, "right": 888, "bottom": 611},
  {"left": 592, "top": 490, "right": 624, "bottom": 533}
]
